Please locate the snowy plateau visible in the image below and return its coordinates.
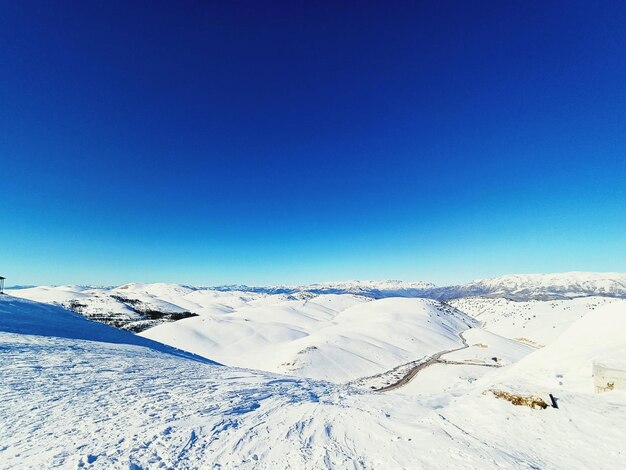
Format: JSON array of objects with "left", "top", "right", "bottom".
[{"left": 1, "top": 272, "right": 626, "bottom": 469}]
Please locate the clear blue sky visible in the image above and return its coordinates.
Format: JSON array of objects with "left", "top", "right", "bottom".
[{"left": 1, "top": 1, "right": 625, "bottom": 286}]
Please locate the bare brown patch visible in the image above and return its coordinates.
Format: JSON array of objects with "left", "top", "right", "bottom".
[
  {"left": 515, "top": 337, "right": 545, "bottom": 348},
  {"left": 485, "top": 389, "right": 548, "bottom": 409}
]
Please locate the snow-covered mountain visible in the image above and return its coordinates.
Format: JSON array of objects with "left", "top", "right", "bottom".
[
  {"left": 9, "top": 272, "right": 626, "bottom": 326},
  {"left": 433, "top": 272, "right": 626, "bottom": 300},
  {"left": 211, "top": 272, "right": 626, "bottom": 300},
  {"left": 2, "top": 293, "right": 625, "bottom": 468},
  {"left": 9, "top": 275, "right": 625, "bottom": 388},
  {"left": 212, "top": 279, "right": 437, "bottom": 299},
  {"left": 8, "top": 284, "right": 478, "bottom": 383},
  {"left": 7, "top": 284, "right": 199, "bottom": 332},
  {"left": 449, "top": 296, "right": 622, "bottom": 347},
  {"left": 8, "top": 273, "right": 626, "bottom": 350},
  {"left": 141, "top": 296, "right": 477, "bottom": 383}
]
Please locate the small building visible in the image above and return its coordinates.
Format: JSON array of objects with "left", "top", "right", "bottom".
[
  {"left": 0, "top": 276, "right": 4, "bottom": 294},
  {"left": 594, "top": 360, "right": 626, "bottom": 393}
]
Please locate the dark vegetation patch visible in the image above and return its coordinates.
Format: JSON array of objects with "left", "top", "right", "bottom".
[
  {"left": 144, "top": 310, "right": 198, "bottom": 321},
  {"left": 110, "top": 294, "right": 142, "bottom": 306},
  {"left": 66, "top": 300, "right": 87, "bottom": 312},
  {"left": 61, "top": 295, "right": 198, "bottom": 333}
]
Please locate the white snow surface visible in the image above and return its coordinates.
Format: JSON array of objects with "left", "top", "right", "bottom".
[
  {"left": 9, "top": 284, "right": 478, "bottom": 383},
  {"left": 450, "top": 296, "right": 623, "bottom": 346},
  {"left": 494, "top": 301, "right": 626, "bottom": 393},
  {"left": 1, "top": 295, "right": 626, "bottom": 469},
  {"left": 10, "top": 284, "right": 195, "bottom": 316},
  {"left": 141, "top": 296, "right": 477, "bottom": 383},
  {"left": 391, "top": 328, "right": 535, "bottom": 398}
]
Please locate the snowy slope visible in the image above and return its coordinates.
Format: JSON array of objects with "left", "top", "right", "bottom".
[
  {"left": 8, "top": 272, "right": 626, "bottom": 335},
  {"left": 450, "top": 296, "right": 624, "bottom": 346},
  {"left": 0, "top": 295, "right": 214, "bottom": 364},
  {"left": 2, "top": 295, "right": 626, "bottom": 469},
  {"left": 9, "top": 285, "right": 480, "bottom": 383},
  {"left": 493, "top": 301, "right": 626, "bottom": 393},
  {"left": 141, "top": 297, "right": 477, "bottom": 383},
  {"left": 392, "top": 328, "right": 536, "bottom": 398},
  {"left": 9, "top": 276, "right": 624, "bottom": 385},
  {"left": 393, "top": 302, "right": 626, "bottom": 469},
  {"left": 8, "top": 285, "right": 199, "bottom": 332}
]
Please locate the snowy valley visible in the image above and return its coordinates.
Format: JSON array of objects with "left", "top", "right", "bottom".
[{"left": 2, "top": 272, "right": 626, "bottom": 469}]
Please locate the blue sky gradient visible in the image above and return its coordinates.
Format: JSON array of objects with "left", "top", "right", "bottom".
[{"left": 1, "top": 1, "right": 625, "bottom": 286}]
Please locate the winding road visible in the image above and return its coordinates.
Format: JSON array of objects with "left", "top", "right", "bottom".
[{"left": 374, "top": 331, "right": 471, "bottom": 392}]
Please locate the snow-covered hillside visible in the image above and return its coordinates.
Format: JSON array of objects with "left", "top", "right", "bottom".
[
  {"left": 9, "top": 273, "right": 626, "bottom": 337},
  {"left": 2, "top": 294, "right": 625, "bottom": 469},
  {"left": 9, "top": 285, "right": 479, "bottom": 383},
  {"left": 0, "top": 295, "right": 213, "bottom": 364},
  {"left": 8, "top": 274, "right": 625, "bottom": 386},
  {"left": 141, "top": 296, "right": 477, "bottom": 382},
  {"left": 388, "top": 328, "right": 536, "bottom": 398},
  {"left": 495, "top": 301, "right": 626, "bottom": 393},
  {"left": 449, "top": 296, "right": 624, "bottom": 346},
  {"left": 7, "top": 273, "right": 626, "bottom": 332},
  {"left": 8, "top": 284, "right": 200, "bottom": 332}
]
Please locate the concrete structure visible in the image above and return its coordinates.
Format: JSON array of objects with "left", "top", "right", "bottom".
[{"left": 594, "top": 361, "right": 626, "bottom": 393}]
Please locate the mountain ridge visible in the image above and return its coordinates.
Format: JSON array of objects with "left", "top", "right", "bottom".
[
  {"left": 9, "top": 272, "right": 626, "bottom": 302},
  {"left": 210, "top": 271, "right": 626, "bottom": 300}
]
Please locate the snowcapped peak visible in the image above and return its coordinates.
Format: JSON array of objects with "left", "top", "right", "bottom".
[
  {"left": 471, "top": 271, "right": 626, "bottom": 284},
  {"left": 113, "top": 273, "right": 626, "bottom": 301},
  {"left": 442, "top": 271, "right": 626, "bottom": 300}
]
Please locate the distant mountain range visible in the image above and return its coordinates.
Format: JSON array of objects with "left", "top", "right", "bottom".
[
  {"left": 212, "top": 272, "right": 626, "bottom": 301},
  {"left": 8, "top": 273, "right": 626, "bottom": 313},
  {"left": 430, "top": 272, "right": 626, "bottom": 301},
  {"left": 211, "top": 280, "right": 437, "bottom": 299}
]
